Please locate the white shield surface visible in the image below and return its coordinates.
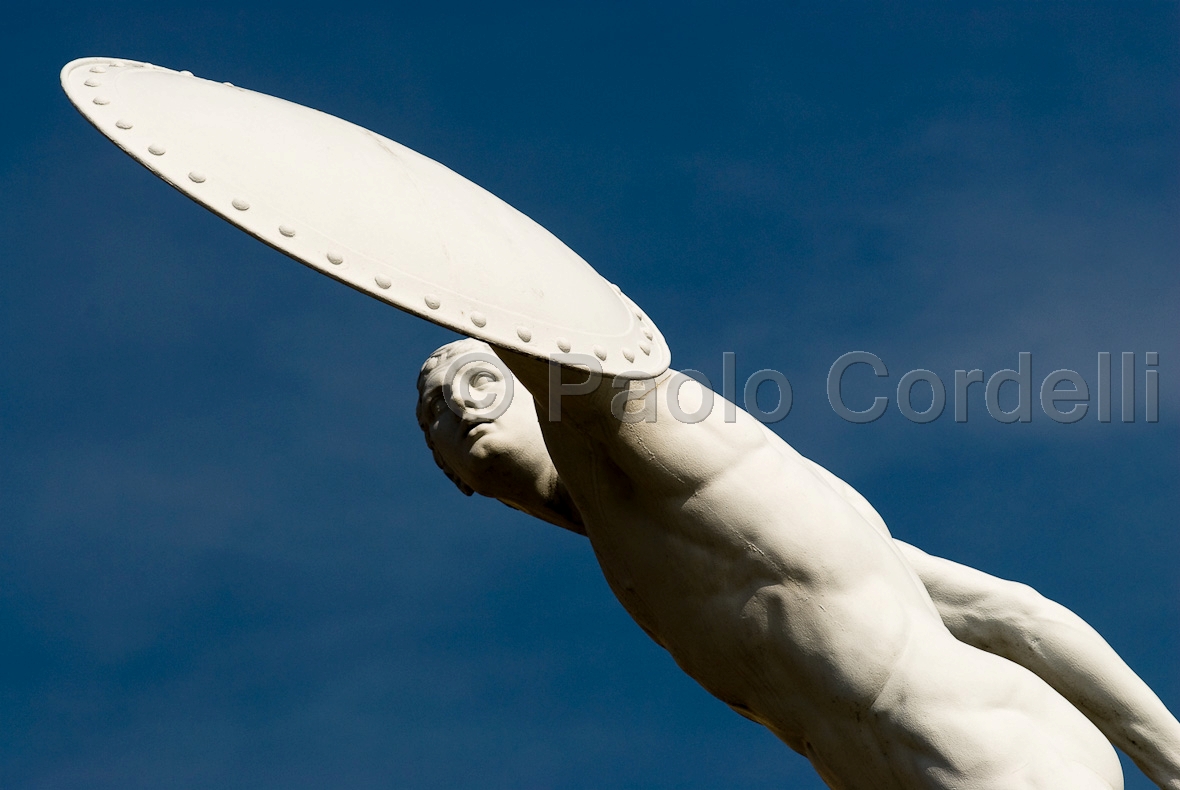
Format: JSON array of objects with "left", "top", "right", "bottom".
[{"left": 60, "top": 57, "right": 670, "bottom": 378}]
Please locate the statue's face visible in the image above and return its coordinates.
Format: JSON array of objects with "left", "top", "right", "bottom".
[{"left": 420, "top": 354, "right": 553, "bottom": 505}]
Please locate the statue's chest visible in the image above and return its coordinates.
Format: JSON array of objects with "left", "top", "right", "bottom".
[{"left": 582, "top": 499, "right": 771, "bottom": 662}]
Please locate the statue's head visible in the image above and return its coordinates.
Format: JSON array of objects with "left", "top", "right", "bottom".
[{"left": 416, "top": 339, "right": 557, "bottom": 511}]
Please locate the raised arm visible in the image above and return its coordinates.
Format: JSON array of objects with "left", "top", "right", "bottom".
[{"left": 897, "top": 540, "right": 1180, "bottom": 790}]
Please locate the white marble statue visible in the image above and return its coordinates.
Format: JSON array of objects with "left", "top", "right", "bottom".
[
  {"left": 417, "top": 338, "right": 1180, "bottom": 790},
  {"left": 60, "top": 56, "right": 1180, "bottom": 790}
]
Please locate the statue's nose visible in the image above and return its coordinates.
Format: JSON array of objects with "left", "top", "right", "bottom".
[{"left": 452, "top": 388, "right": 495, "bottom": 416}]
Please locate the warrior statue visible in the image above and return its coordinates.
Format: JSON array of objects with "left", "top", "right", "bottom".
[
  {"left": 62, "top": 56, "right": 1180, "bottom": 789},
  {"left": 416, "top": 337, "right": 1180, "bottom": 789}
]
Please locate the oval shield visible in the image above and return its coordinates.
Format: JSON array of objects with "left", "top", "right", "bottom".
[{"left": 61, "top": 57, "right": 671, "bottom": 378}]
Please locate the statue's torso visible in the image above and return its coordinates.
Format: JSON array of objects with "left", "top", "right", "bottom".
[{"left": 536, "top": 377, "right": 1120, "bottom": 789}]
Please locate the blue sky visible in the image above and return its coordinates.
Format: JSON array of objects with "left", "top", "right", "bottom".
[{"left": 1, "top": 4, "right": 1176, "bottom": 788}]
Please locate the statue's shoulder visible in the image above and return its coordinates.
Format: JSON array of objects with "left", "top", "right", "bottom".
[{"left": 597, "top": 375, "right": 784, "bottom": 492}]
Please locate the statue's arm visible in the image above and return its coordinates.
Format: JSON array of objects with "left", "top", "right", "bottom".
[
  {"left": 897, "top": 540, "right": 1180, "bottom": 790},
  {"left": 801, "top": 451, "right": 1180, "bottom": 785}
]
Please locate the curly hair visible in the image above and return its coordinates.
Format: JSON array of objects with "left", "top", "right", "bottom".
[{"left": 415, "top": 338, "right": 496, "bottom": 497}]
